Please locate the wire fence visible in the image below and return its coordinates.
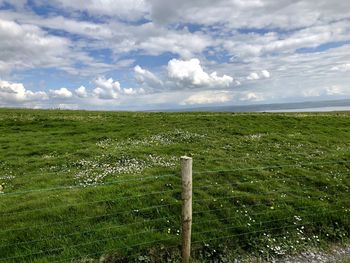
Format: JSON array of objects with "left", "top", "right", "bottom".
[{"left": 0, "top": 157, "right": 349, "bottom": 262}]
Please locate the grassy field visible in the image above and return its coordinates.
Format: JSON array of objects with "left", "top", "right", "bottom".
[{"left": 0, "top": 109, "right": 349, "bottom": 262}]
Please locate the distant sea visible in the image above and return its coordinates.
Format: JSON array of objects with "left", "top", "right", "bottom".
[
  {"left": 164, "top": 99, "right": 350, "bottom": 112},
  {"left": 263, "top": 106, "right": 350, "bottom": 112}
]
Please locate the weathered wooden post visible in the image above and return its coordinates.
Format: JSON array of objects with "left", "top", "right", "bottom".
[{"left": 181, "top": 156, "right": 193, "bottom": 263}]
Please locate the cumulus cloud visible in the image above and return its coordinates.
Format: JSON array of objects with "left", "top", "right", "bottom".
[
  {"left": 3, "top": 11, "right": 212, "bottom": 60},
  {"left": 92, "top": 77, "right": 142, "bottom": 100},
  {"left": 50, "top": 88, "right": 73, "bottom": 99},
  {"left": 261, "top": 70, "right": 271, "bottom": 78},
  {"left": 0, "top": 80, "right": 48, "bottom": 103},
  {"left": 247, "top": 72, "right": 260, "bottom": 80},
  {"left": 168, "top": 58, "right": 234, "bottom": 88},
  {"left": 1, "top": 0, "right": 350, "bottom": 110},
  {"left": 182, "top": 91, "right": 232, "bottom": 105},
  {"left": 0, "top": 16, "right": 113, "bottom": 77},
  {"left": 0, "top": 19, "right": 72, "bottom": 72},
  {"left": 247, "top": 70, "right": 271, "bottom": 80},
  {"left": 134, "top": 65, "right": 163, "bottom": 88},
  {"left": 92, "top": 77, "right": 122, "bottom": 99},
  {"left": 75, "top": 86, "right": 88, "bottom": 98},
  {"left": 12, "top": 0, "right": 348, "bottom": 60}
]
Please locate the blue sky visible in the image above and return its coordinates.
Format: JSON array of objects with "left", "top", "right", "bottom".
[{"left": 0, "top": 0, "right": 350, "bottom": 110}]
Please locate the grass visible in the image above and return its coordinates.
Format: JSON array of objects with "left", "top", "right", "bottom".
[{"left": 0, "top": 109, "right": 349, "bottom": 262}]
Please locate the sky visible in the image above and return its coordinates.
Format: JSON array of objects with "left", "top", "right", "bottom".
[{"left": 0, "top": 0, "right": 350, "bottom": 110}]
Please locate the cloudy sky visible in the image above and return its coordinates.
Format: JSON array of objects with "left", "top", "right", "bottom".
[{"left": 0, "top": 0, "right": 349, "bottom": 110}]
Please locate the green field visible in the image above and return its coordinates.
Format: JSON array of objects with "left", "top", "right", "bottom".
[{"left": 0, "top": 109, "right": 349, "bottom": 262}]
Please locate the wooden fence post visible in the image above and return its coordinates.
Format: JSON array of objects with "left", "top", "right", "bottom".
[{"left": 181, "top": 156, "right": 193, "bottom": 263}]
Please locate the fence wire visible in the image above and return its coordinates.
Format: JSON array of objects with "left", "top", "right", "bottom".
[{"left": 0, "top": 158, "right": 349, "bottom": 262}]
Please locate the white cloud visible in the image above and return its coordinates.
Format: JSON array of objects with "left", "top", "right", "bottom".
[
  {"left": 247, "top": 70, "right": 271, "bottom": 80},
  {"left": 51, "top": 0, "right": 147, "bottom": 21},
  {"left": 0, "top": 18, "right": 72, "bottom": 71},
  {"left": 239, "top": 92, "right": 264, "bottom": 102},
  {"left": 0, "top": 80, "right": 48, "bottom": 103},
  {"left": 50, "top": 88, "right": 73, "bottom": 99},
  {"left": 2, "top": 0, "right": 349, "bottom": 72},
  {"left": 3, "top": 10, "right": 212, "bottom": 62},
  {"left": 247, "top": 72, "right": 260, "bottom": 80},
  {"left": 92, "top": 76, "right": 141, "bottom": 99},
  {"left": 331, "top": 63, "right": 350, "bottom": 72},
  {"left": 93, "top": 77, "right": 122, "bottom": 99},
  {"left": 0, "top": 16, "right": 113, "bottom": 77},
  {"left": 261, "top": 70, "right": 271, "bottom": 78},
  {"left": 27, "top": 15, "right": 113, "bottom": 40},
  {"left": 168, "top": 58, "right": 234, "bottom": 88},
  {"left": 136, "top": 26, "right": 211, "bottom": 58},
  {"left": 123, "top": 88, "right": 138, "bottom": 95},
  {"left": 75, "top": 86, "right": 88, "bottom": 98},
  {"left": 302, "top": 85, "right": 345, "bottom": 98},
  {"left": 1, "top": 1, "right": 350, "bottom": 110},
  {"left": 134, "top": 65, "right": 163, "bottom": 88},
  {"left": 221, "top": 20, "right": 350, "bottom": 59},
  {"left": 182, "top": 90, "right": 232, "bottom": 105},
  {"left": 325, "top": 86, "right": 344, "bottom": 96},
  {"left": 147, "top": 0, "right": 350, "bottom": 31}
]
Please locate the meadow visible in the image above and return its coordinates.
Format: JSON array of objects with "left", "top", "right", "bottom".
[{"left": 0, "top": 109, "right": 349, "bottom": 262}]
